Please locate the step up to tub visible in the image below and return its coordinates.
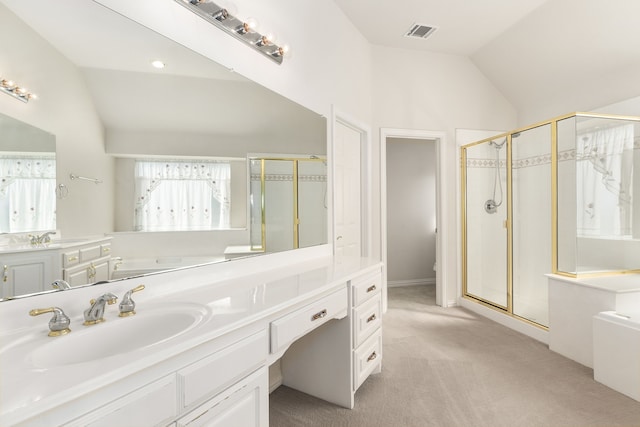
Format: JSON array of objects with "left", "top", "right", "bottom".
[{"left": 593, "top": 311, "right": 640, "bottom": 402}]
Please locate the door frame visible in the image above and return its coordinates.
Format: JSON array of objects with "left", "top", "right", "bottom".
[{"left": 381, "top": 128, "right": 447, "bottom": 307}]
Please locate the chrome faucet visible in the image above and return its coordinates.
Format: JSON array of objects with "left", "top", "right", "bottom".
[
  {"left": 29, "top": 307, "right": 71, "bottom": 337},
  {"left": 51, "top": 279, "right": 71, "bottom": 290},
  {"left": 83, "top": 293, "right": 118, "bottom": 325},
  {"left": 119, "top": 285, "right": 145, "bottom": 317},
  {"left": 29, "top": 231, "right": 57, "bottom": 245},
  {"left": 112, "top": 257, "right": 123, "bottom": 271}
]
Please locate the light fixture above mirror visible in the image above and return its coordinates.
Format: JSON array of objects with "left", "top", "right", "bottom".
[
  {"left": 0, "top": 76, "right": 37, "bottom": 103},
  {"left": 175, "top": 0, "right": 289, "bottom": 64}
]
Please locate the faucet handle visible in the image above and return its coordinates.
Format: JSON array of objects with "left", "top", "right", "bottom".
[
  {"left": 119, "top": 285, "right": 145, "bottom": 317},
  {"left": 29, "top": 307, "right": 71, "bottom": 337}
]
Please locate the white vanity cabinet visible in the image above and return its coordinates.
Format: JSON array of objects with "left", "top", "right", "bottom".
[
  {"left": 350, "top": 268, "right": 383, "bottom": 391},
  {"left": 176, "top": 367, "right": 268, "bottom": 427},
  {"left": 61, "top": 241, "right": 112, "bottom": 286},
  {"left": 0, "top": 253, "right": 384, "bottom": 427},
  {"left": 0, "top": 250, "right": 57, "bottom": 298},
  {"left": 64, "top": 330, "right": 269, "bottom": 427},
  {"left": 279, "top": 266, "right": 383, "bottom": 409}
]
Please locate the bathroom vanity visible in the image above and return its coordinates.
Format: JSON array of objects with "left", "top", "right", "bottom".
[
  {"left": 0, "top": 237, "right": 113, "bottom": 298},
  {"left": 0, "top": 249, "right": 383, "bottom": 426}
]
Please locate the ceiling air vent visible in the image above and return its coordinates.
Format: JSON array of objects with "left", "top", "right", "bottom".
[{"left": 404, "top": 23, "right": 438, "bottom": 39}]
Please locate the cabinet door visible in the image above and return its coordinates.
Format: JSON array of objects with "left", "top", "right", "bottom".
[
  {"left": 177, "top": 367, "right": 268, "bottom": 427},
  {"left": 1, "top": 251, "right": 55, "bottom": 298},
  {"left": 64, "top": 263, "right": 91, "bottom": 287},
  {"left": 94, "top": 258, "right": 110, "bottom": 282},
  {"left": 64, "top": 256, "right": 110, "bottom": 286}
]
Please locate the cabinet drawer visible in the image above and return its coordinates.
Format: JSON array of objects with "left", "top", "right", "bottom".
[
  {"left": 80, "top": 245, "right": 101, "bottom": 262},
  {"left": 178, "top": 330, "right": 267, "bottom": 408},
  {"left": 62, "top": 250, "right": 80, "bottom": 267},
  {"left": 69, "top": 375, "right": 177, "bottom": 427},
  {"left": 100, "top": 243, "right": 111, "bottom": 257},
  {"left": 353, "top": 328, "right": 382, "bottom": 391},
  {"left": 353, "top": 294, "right": 382, "bottom": 347},
  {"left": 270, "top": 287, "right": 348, "bottom": 354},
  {"left": 351, "top": 269, "right": 382, "bottom": 307}
]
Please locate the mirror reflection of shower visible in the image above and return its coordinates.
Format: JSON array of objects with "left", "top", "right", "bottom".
[
  {"left": 310, "top": 155, "right": 328, "bottom": 208},
  {"left": 484, "top": 138, "right": 507, "bottom": 214}
]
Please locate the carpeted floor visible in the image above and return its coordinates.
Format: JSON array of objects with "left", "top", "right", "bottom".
[{"left": 269, "top": 285, "right": 640, "bottom": 427}]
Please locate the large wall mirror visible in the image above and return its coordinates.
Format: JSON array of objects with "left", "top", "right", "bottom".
[{"left": 0, "top": 0, "right": 327, "bottom": 299}]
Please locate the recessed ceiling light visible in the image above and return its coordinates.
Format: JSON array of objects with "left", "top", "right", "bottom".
[{"left": 151, "top": 60, "right": 166, "bottom": 69}]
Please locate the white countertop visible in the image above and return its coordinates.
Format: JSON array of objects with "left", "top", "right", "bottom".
[
  {"left": 0, "top": 251, "right": 381, "bottom": 425},
  {"left": 0, "top": 236, "right": 112, "bottom": 254},
  {"left": 547, "top": 273, "right": 640, "bottom": 293}
]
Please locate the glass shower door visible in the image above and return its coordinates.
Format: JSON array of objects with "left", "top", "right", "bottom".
[
  {"left": 463, "top": 140, "right": 508, "bottom": 309},
  {"left": 511, "top": 125, "right": 551, "bottom": 327}
]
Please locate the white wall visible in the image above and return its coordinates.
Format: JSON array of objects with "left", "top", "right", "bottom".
[
  {"left": 373, "top": 46, "right": 518, "bottom": 303},
  {"left": 386, "top": 138, "right": 436, "bottom": 285},
  {"left": 0, "top": 4, "right": 114, "bottom": 238},
  {"left": 94, "top": 0, "right": 373, "bottom": 123}
]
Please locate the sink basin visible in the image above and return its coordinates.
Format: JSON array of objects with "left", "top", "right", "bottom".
[{"left": 26, "top": 303, "right": 210, "bottom": 368}]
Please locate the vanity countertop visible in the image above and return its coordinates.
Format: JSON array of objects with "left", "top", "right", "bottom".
[
  {"left": 0, "top": 252, "right": 381, "bottom": 425},
  {"left": 0, "top": 235, "right": 112, "bottom": 254}
]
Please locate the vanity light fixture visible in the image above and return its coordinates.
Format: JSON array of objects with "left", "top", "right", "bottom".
[
  {"left": 175, "top": 0, "right": 289, "bottom": 65},
  {"left": 0, "top": 77, "right": 37, "bottom": 103}
]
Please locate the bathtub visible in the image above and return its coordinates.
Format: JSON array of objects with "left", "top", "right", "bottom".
[
  {"left": 593, "top": 311, "right": 640, "bottom": 401},
  {"left": 111, "top": 256, "right": 226, "bottom": 279}
]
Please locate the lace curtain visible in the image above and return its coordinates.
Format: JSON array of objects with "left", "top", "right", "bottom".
[
  {"left": 133, "top": 160, "right": 230, "bottom": 231},
  {"left": 576, "top": 124, "right": 634, "bottom": 237},
  {"left": 0, "top": 154, "right": 56, "bottom": 233}
]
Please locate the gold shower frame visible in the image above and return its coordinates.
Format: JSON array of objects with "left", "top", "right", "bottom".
[
  {"left": 249, "top": 156, "right": 326, "bottom": 252},
  {"left": 460, "top": 112, "right": 640, "bottom": 328}
]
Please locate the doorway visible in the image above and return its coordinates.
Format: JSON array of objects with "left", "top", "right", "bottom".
[
  {"left": 381, "top": 128, "right": 447, "bottom": 307},
  {"left": 386, "top": 138, "right": 437, "bottom": 291}
]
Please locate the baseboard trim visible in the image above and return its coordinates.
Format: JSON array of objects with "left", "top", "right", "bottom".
[
  {"left": 388, "top": 278, "right": 435, "bottom": 288},
  {"left": 458, "top": 298, "right": 548, "bottom": 344}
]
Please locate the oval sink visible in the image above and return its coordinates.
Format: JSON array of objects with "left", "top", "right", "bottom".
[{"left": 28, "top": 303, "right": 210, "bottom": 368}]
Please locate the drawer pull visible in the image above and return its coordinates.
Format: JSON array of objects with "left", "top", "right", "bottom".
[
  {"left": 68, "top": 256, "right": 78, "bottom": 262},
  {"left": 311, "top": 309, "right": 327, "bottom": 321},
  {"left": 367, "top": 313, "right": 377, "bottom": 323},
  {"left": 103, "top": 247, "right": 110, "bottom": 253},
  {"left": 367, "top": 351, "right": 377, "bottom": 362},
  {"left": 366, "top": 284, "right": 376, "bottom": 293}
]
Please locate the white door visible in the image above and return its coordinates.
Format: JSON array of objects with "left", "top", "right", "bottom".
[{"left": 334, "top": 121, "right": 361, "bottom": 257}]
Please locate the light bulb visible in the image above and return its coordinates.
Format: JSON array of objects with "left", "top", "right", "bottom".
[{"left": 245, "top": 17, "right": 258, "bottom": 30}]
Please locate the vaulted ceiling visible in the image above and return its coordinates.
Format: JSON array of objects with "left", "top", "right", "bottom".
[{"left": 334, "top": 0, "right": 640, "bottom": 123}]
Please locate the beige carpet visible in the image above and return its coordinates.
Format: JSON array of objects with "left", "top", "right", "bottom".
[{"left": 270, "top": 285, "right": 640, "bottom": 427}]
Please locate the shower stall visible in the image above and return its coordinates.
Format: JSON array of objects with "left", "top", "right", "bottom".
[
  {"left": 461, "top": 112, "right": 640, "bottom": 329},
  {"left": 249, "top": 156, "right": 327, "bottom": 253}
]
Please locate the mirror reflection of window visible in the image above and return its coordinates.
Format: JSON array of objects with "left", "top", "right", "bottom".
[
  {"left": 133, "top": 159, "right": 230, "bottom": 231},
  {"left": 0, "top": 153, "right": 56, "bottom": 233},
  {"left": 576, "top": 123, "right": 634, "bottom": 238}
]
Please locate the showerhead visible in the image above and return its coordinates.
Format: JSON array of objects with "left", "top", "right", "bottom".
[{"left": 490, "top": 138, "right": 506, "bottom": 149}]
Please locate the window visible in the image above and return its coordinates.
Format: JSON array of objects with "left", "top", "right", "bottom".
[
  {"left": 133, "top": 160, "right": 230, "bottom": 231},
  {"left": 0, "top": 154, "right": 56, "bottom": 233}
]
